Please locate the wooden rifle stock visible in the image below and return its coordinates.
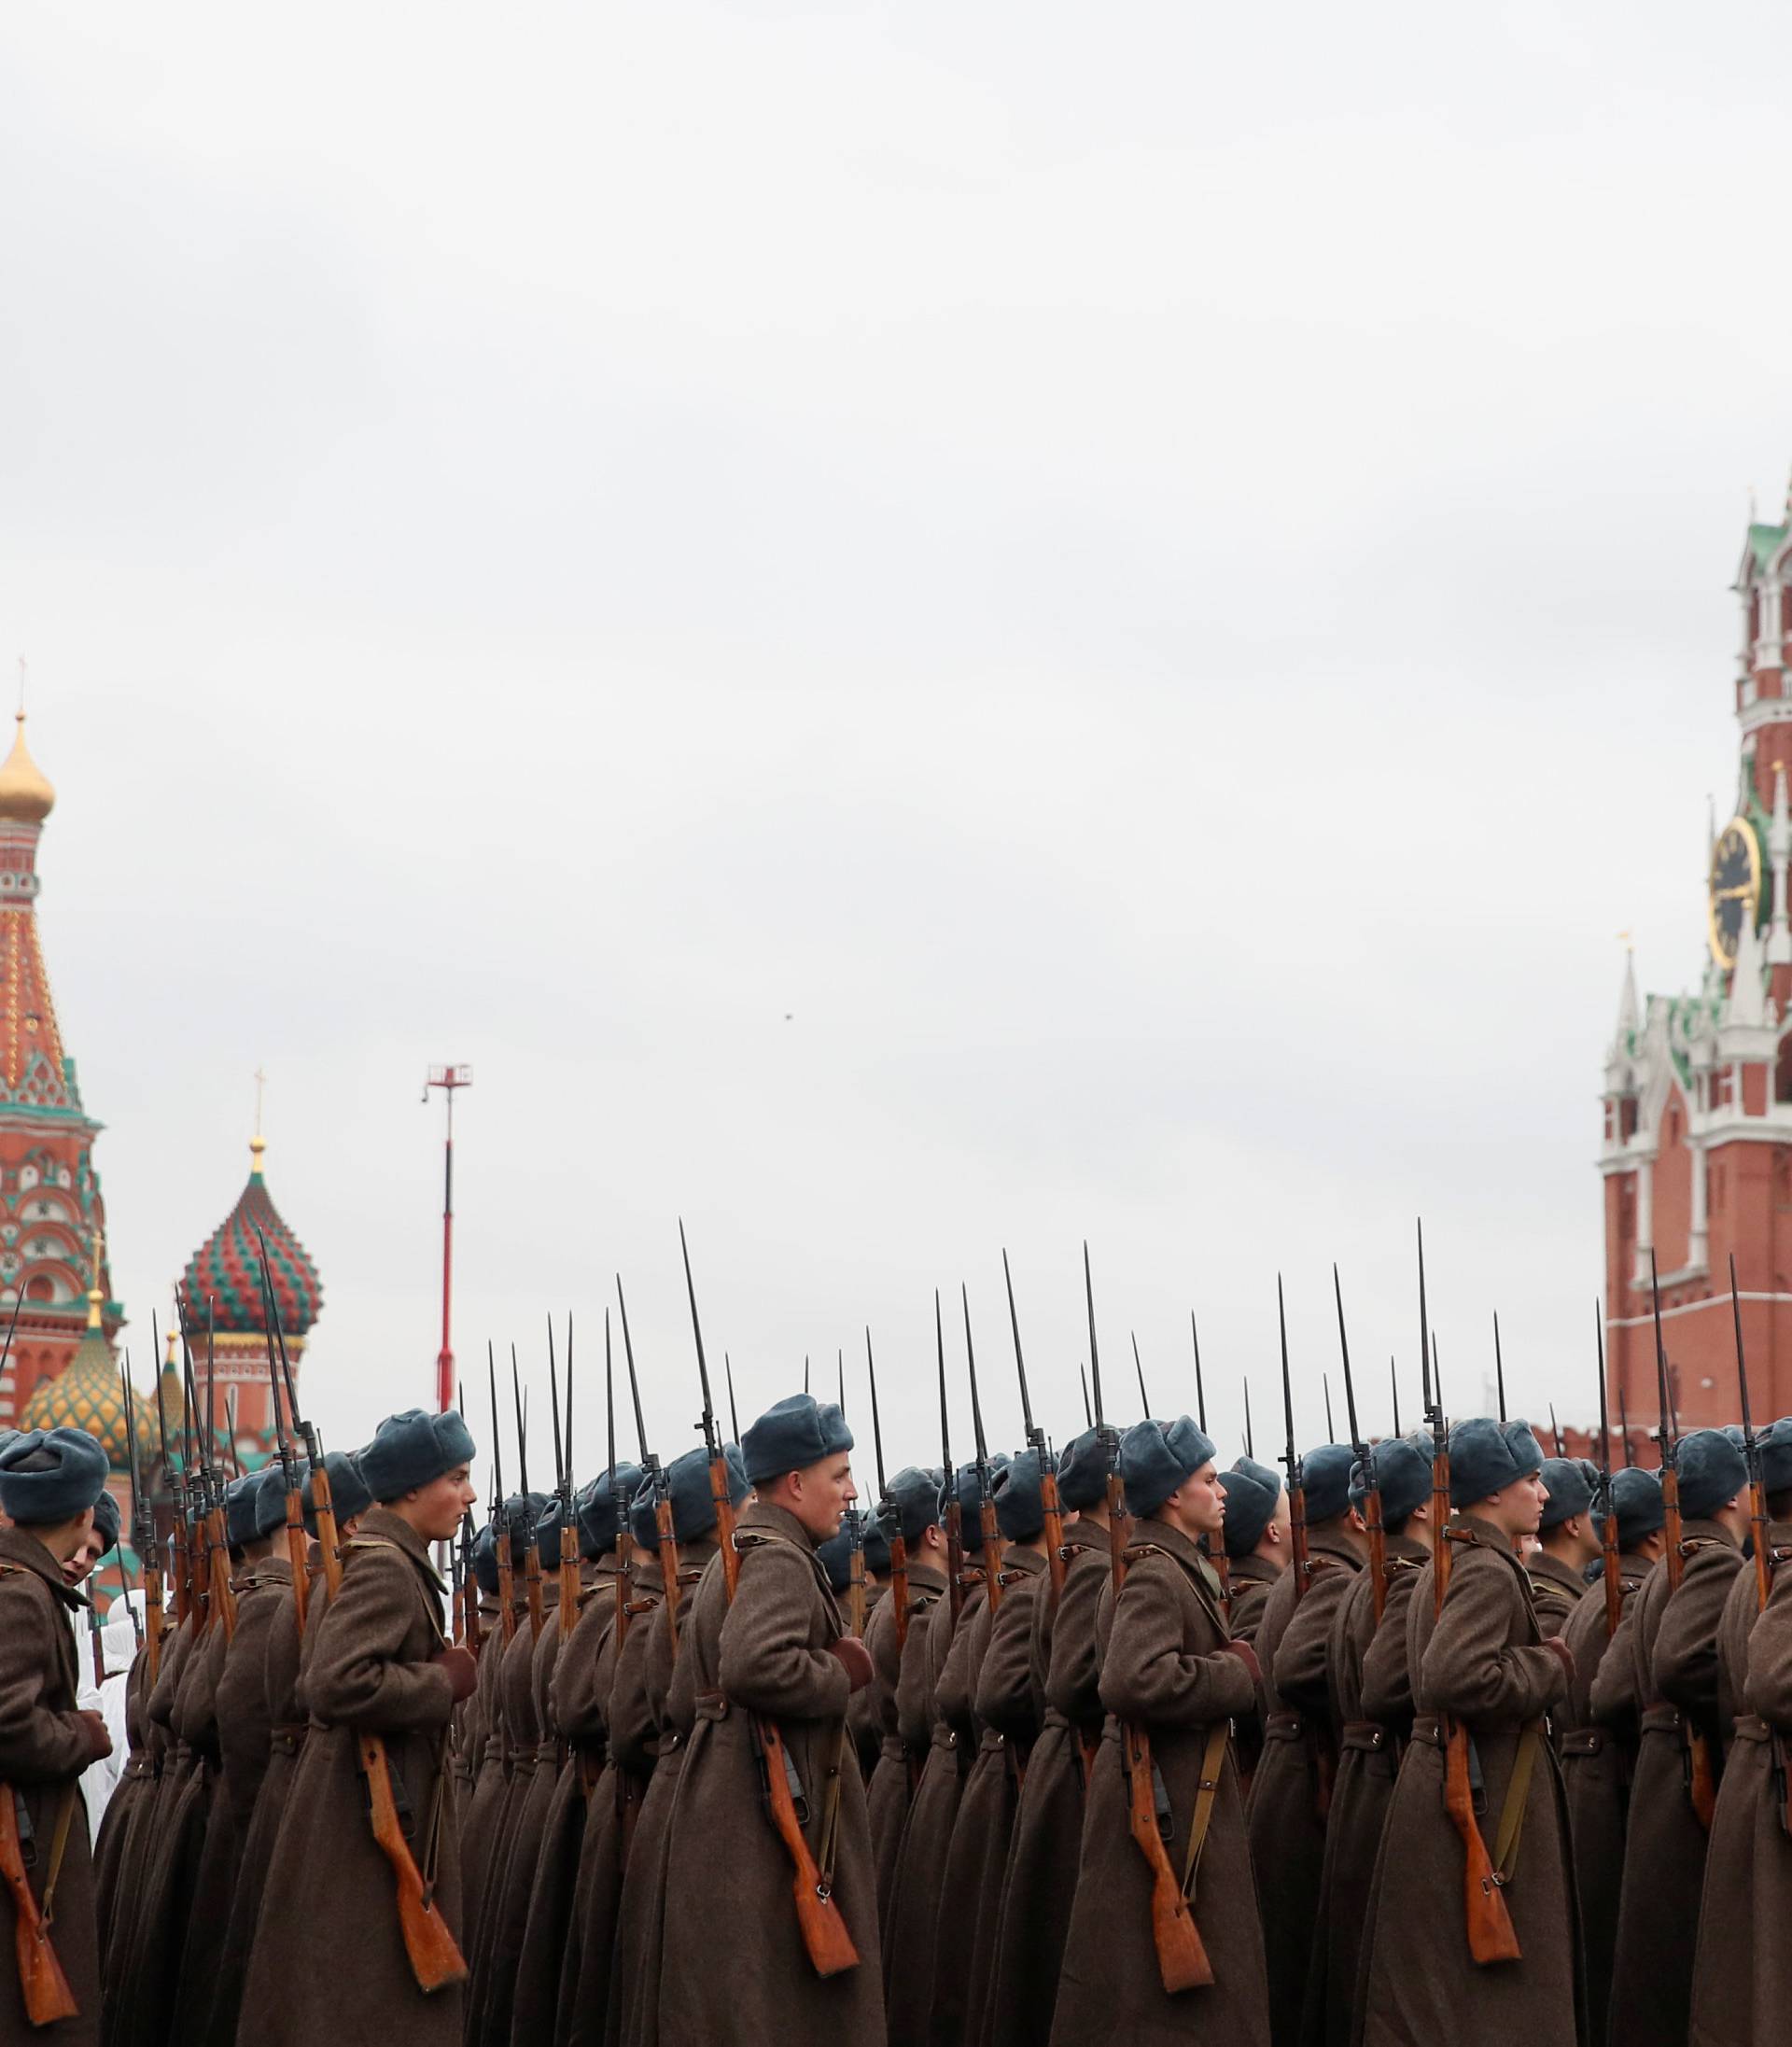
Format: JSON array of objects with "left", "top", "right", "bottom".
[
  {"left": 524, "top": 1545, "right": 545, "bottom": 1638},
  {"left": 145, "top": 1562, "right": 163, "bottom": 1688},
  {"left": 1123, "top": 1720, "right": 1213, "bottom": 1992},
  {"left": 887, "top": 1530, "right": 910, "bottom": 1658},
  {"left": 945, "top": 1496, "right": 965, "bottom": 1624},
  {"left": 285, "top": 1482, "right": 310, "bottom": 1633},
  {"left": 494, "top": 1518, "right": 516, "bottom": 1647},
  {"left": 1659, "top": 1461, "right": 1717, "bottom": 1827},
  {"left": 0, "top": 1789, "right": 77, "bottom": 2026},
  {"left": 1039, "top": 1467, "right": 1067, "bottom": 1608},
  {"left": 847, "top": 1535, "right": 866, "bottom": 1638},
  {"left": 356, "top": 1733, "right": 469, "bottom": 1992},
  {"left": 559, "top": 1519, "right": 580, "bottom": 1643},
  {"left": 712, "top": 1457, "right": 861, "bottom": 1978},
  {"left": 653, "top": 1494, "right": 681, "bottom": 1661},
  {"left": 1600, "top": 1508, "right": 1622, "bottom": 1641},
  {"left": 207, "top": 1508, "right": 237, "bottom": 1641},
  {"left": 1363, "top": 1484, "right": 1387, "bottom": 1627}
]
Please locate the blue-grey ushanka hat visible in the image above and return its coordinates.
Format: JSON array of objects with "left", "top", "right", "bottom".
[
  {"left": 947, "top": 1456, "right": 1013, "bottom": 1553},
  {"left": 577, "top": 1464, "right": 644, "bottom": 1559},
  {"left": 535, "top": 1495, "right": 570, "bottom": 1566},
  {"left": 470, "top": 1522, "right": 500, "bottom": 1595},
  {"left": 742, "top": 1395, "right": 854, "bottom": 1486},
  {"left": 862, "top": 1517, "right": 890, "bottom": 1574},
  {"left": 629, "top": 1444, "right": 749, "bottom": 1550},
  {"left": 359, "top": 1408, "right": 477, "bottom": 1504},
  {"left": 223, "top": 1471, "right": 263, "bottom": 1549},
  {"left": 1676, "top": 1428, "right": 1748, "bottom": 1519},
  {"left": 1351, "top": 1436, "right": 1432, "bottom": 1525},
  {"left": 0, "top": 1427, "right": 110, "bottom": 1525},
  {"left": 304, "top": 1451, "right": 371, "bottom": 1534},
  {"left": 1538, "top": 1456, "right": 1598, "bottom": 1531},
  {"left": 1221, "top": 1457, "right": 1282, "bottom": 1559},
  {"left": 815, "top": 1524, "right": 854, "bottom": 1594},
  {"left": 91, "top": 1489, "right": 120, "bottom": 1553},
  {"left": 1596, "top": 1465, "right": 1664, "bottom": 1548},
  {"left": 1057, "top": 1428, "right": 1114, "bottom": 1512},
  {"left": 1301, "top": 1443, "right": 1356, "bottom": 1524},
  {"left": 252, "top": 1462, "right": 298, "bottom": 1541},
  {"left": 1759, "top": 1418, "right": 1792, "bottom": 1496},
  {"left": 993, "top": 1450, "right": 1046, "bottom": 1542},
  {"left": 1120, "top": 1416, "right": 1217, "bottom": 1520},
  {"left": 498, "top": 1491, "right": 548, "bottom": 1566},
  {"left": 1448, "top": 1417, "right": 1545, "bottom": 1508},
  {"left": 877, "top": 1465, "right": 945, "bottom": 1548}
]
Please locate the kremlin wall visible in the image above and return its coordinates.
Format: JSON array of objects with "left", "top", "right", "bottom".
[{"left": 0, "top": 709, "right": 322, "bottom": 1572}]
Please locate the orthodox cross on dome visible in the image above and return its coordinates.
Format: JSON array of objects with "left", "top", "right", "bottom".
[{"left": 252, "top": 1066, "right": 268, "bottom": 1174}]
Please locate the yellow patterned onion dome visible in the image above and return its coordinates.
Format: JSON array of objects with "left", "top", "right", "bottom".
[
  {"left": 20, "top": 1328, "right": 154, "bottom": 1473},
  {"left": 0, "top": 713, "right": 55, "bottom": 824}
]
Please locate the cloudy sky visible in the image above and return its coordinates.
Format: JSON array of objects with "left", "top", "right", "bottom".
[{"left": 2, "top": 0, "right": 1785, "bottom": 1495}]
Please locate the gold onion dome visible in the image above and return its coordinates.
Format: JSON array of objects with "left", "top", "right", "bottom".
[
  {"left": 0, "top": 713, "right": 55, "bottom": 824},
  {"left": 21, "top": 1329, "right": 152, "bottom": 1474}
]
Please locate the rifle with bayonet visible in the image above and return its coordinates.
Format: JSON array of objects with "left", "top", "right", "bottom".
[
  {"left": 680, "top": 1226, "right": 860, "bottom": 1977},
  {"left": 1134, "top": 1334, "right": 1150, "bottom": 1419},
  {"left": 1005, "top": 1252, "right": 1064, "bottom": 1611},
  {"left": 120, "top": 1353, "right": 161, "bottom": 1685},
  {"left": 1421, "top": 1221, "right": 1520, "bottom": 1964},
  {"left": 1088, "top": 1243, "right": 1212, "bottom": 1991},
  {"left": 488, "top": 1348, "right": 515, "bottom": 1646},
  {"left": 838, "top": 1353, "right": 866, "bottom": 1637},
  {"left": 866, "top": 1329, "right": 908, "bottom": 1658},
  {"left": 1730, "top": 1254, "right": 1790, "bottom": 1831},
  {"left": 551, "top": 1315, "right": 579, "bottom": 1643},
  {"left": 176, "top": 1289, "right": 236, "bottom": 1640},
  {"left": 151, "top": 1313, "right": 189, "bottom": 1629},
  {"left": 1594, "top": 1305, "right": 1620, "bottom": 1640},
  {"left": 1279, "top": 1278, "right": 1309, "bottom": 1606},
  {"left": 1335, "top": 1268, "right": 1385, "bottom": 1623},
  {"left": 513, "top": 1348, "right": 545, "bottom": 1637},
  {"left": 1651, "top": 1251, "right": 1715, "bottom": 1828},
  {"left": 257, "top": 1256, "right": 311, "bottom": 1632},
  {"left": 938, "top": 1293, "right": 963, "bottom": 1625},
  {"left": 619, "top": 1277, "right": 681, "bottom": 1661},
  {"left": 964, "top": 1286, "right": 1001, "bottom": 1615},
  {"left": 1191, "top": 1309, "right": 1229, "bottom": 1618}
]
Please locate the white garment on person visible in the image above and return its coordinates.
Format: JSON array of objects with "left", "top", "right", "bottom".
[{"left": 77, "top": 1591, "right": 143, "bottom": 1843}]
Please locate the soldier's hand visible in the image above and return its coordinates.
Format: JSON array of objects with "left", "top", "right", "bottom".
[
  {"left": 433, "top": 1646, "right": 479, "bottom": 1703},
  {"left": 828, "top": 1634, "right": 875, "bottom": 1693},
  {"left": 1539, "top": 1636, "right": 1575, "bottom": 1690},
  {"left": 1218, "top": 1638, "right": 1262, "bottom": 1687},
  {"left": 76, "top": 1710, "right": 112, "bottom": 1762}
]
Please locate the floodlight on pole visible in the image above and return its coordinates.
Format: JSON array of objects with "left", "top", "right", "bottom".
[{"left": 423, "top": 1064, "right": 472, "bottom": 1415}]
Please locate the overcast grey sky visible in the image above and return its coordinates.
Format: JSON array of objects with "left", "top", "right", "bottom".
[{"left": 3, "top": 0, "right": 1784, "bottom": 1493}]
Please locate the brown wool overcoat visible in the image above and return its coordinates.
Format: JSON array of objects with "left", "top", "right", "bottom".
[
  {"left": 1249, "top": 1527, "right": 1362, "bottom": 2047},
  {"left": 176, "top": 1556, "right": 291, "bottom": 2046},
  {"left": 928, "top": 1573, "right": 1004, "bottom": 2047},
  {"left": 1227, "top": 1552, "right": 1281, "bottom": 1789},
  {"left": 101, "top": 1610, "right": 192, "bottom": 2047},
  {"left": 1299, "top": 1534, "right": 1427, "bottom": 2047},
  {"left": 884, "top": 1574, "right": 985, "bottom": 2047},
  {"left": 1603, "top": 1520, "right": 1742, "bottom": 2047},
  {"left": 1356, "top": 1516, "right": 1576, "bottom": 2047},
  {"left": 609, "top": 1534, "right": 715, "bottom": 2047},
  {"left": 470, "top": 1579, "right": 568, "bottom": 2046},
  {"left": 866, "top": 1557, "right": 946, "bottom": 1922},
  {"left": 1686, "top": 1524, "right": 1792, "bottom": 2047},
  {"left": 235, "top": 1507, "right": 463, "bottom": 2047},
  {"left": 92, "top": 1647, "right": 151, "bottom": 1974},
  {"left": 1526, "top": 1550, "right": 1588, "bottom": 1643},
  {"left": 0, "top": 1526, "right": 103, "bottom": 2047},
  {"left": 1049, "top": 1520, "right": 1267, "bottom": 2047},
  {"left": 848, "top": 1578, "right": 891, "bottom": 1781},
  {"left": 986, "top": 1521, "right": 1108, "bottom": 2047},
  {"left": 216, "top": 1547, "right": 334, "bottom": 2046},
  {"left": 1557, "top": 1547, "right": 1651, "bottom": 2047},
  {"left": 457, "top": 1591, "right": 528, "bottom": 1956},
  {"left": 123, "top": 1601, "right": 223, "bottom": 2047},
  {"left": 509, "top": 1560, "right": 623, "bottom": 2047},
  {"left": 947, "top": 1545, "right": 1048, "bottom": 2047},
  {"left": 466, "top": 1582, "right": 556, "bottom": 2026},
  {"left": 562, "top": 1561, "right": 662, "bottom": 2047},
  {"left": 656, "top": 1501, "right": 886, "bottom": 2043}
]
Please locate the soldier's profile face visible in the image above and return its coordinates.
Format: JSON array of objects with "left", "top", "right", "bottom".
[{"left": 784, "top": 1452, "right": 857, "bottom": 1542}]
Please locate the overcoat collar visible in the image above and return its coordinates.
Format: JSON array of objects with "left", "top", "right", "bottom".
[
  {"left": 358, "top": 1504, "right": 448, "bottom": 1591},
  {"left": 0, "top": 1523, "right": 82, "bottom": 1608},
  {"left": 903, "top": 1558, "right": 947, "bottom": 1591},
  {"left": 1308, "top": 1523, "right": 1365, "bottom": 1569},
  {"left": 1229, "top": 1552, "right": 1283, "bottom": 1585},
  {"left": 735, "top": 1500, "right": 819, "bottom": 1553},
  {"left": 1062, "top": 1521, "right": 1108, "bottom": 1556},
  {"left": 1680, "top": 1516, "right": 1739, "bottom": 1550},
  {"left": 1528, "top": 1550, "right": 1586, "bottom": 1598},
  {"left": 999, "top": 1546, "right": 1047, "bottom": 1585}
]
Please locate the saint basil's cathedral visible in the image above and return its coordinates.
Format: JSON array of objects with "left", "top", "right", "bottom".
[{"left": 0, "top": 708, "right": 322, "bottom": 1565}]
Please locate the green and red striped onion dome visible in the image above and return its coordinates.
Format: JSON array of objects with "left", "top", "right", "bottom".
[{"left": 181, "top": 1139, "right": 322, "bottom": 1338}]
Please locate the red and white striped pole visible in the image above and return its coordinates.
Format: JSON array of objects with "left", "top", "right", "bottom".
[{"left": 423, "top": 1064, "right": 472, "bottom": 1414}]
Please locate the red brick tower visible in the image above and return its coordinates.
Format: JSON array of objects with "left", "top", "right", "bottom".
[
  {"left": 1603, "top": 506, "right": 1792, "bottom": 1429},
  {"left": 0, "top": 712, "right": 125, "bottom": 1432}
]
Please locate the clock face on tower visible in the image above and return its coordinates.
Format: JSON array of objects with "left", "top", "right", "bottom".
[{"left": 1709, "top": 815, "right": 1763, "bottom": 969}]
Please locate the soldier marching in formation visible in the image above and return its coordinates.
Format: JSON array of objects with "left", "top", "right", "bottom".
[{"left": 14, "top": 1241, "right": 1792, "bottom": 2046}]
